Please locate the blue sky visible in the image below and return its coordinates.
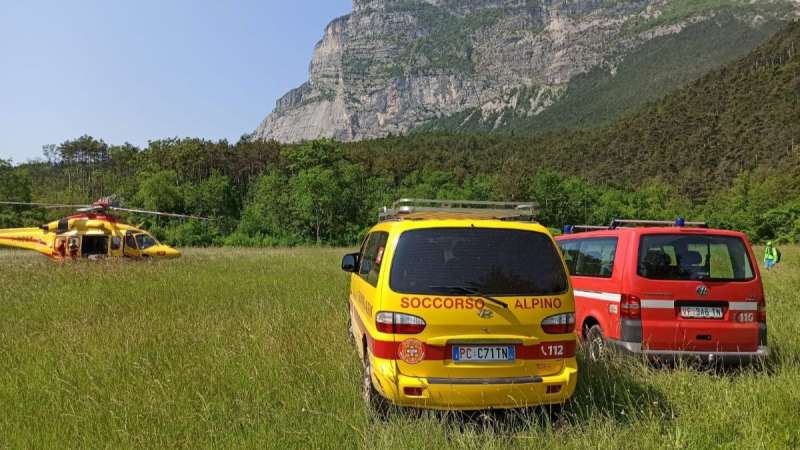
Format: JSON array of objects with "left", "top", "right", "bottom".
[{"left": 0, "top": 0, "right": 352, "bottom": 163}]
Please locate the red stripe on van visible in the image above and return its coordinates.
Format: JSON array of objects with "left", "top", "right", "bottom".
[
  {"left": 376, "top": 340, "right": 576, "bottom": 361},
  {"left": 350, "top": 301, "right": 575, "bottom": 361}
]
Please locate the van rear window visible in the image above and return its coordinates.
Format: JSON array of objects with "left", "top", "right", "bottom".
[
  {"left": 638, "top": 234, "right": 754, "bottom": 281},
  {"left": 390, "top": 228, "right": 568, "bottom": 296}
]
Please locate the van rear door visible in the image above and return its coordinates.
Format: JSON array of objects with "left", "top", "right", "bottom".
[
  {"left": 383, "top": 226, "right": 575, "bottom": 382},
  {"left": 634, "top": 233, "right": 761, "bottom": 352}
]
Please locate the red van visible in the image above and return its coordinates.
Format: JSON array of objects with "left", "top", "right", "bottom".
[{"left": 556, "top": 219, "right": 768, "bottom": 364}]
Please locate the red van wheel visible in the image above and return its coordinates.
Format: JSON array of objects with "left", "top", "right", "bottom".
[{"left": 586, "top": 325, "right": 607, "bottom": 362}]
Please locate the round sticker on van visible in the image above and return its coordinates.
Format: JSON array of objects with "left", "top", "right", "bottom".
[{"left": 398, "top": 338, "right": 425, "bottom": 364}]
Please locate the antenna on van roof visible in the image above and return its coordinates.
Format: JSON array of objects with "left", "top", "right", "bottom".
[{"left": 379, "top": 199, "right": 538, "bottom": 222}]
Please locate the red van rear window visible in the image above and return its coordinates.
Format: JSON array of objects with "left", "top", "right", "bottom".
[{"left": 637, "top": 234, "right": 755, "bottom": 281}]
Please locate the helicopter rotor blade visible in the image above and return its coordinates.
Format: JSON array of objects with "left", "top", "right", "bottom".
[
  {"left": 108, "top": 206, "right": 212, "bottom": 221},
  {"left": 0, "top": 201, "right": 92, "bottom": 209}
]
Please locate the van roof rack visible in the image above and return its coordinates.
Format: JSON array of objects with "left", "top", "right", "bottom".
[
  {"left": 379, "top": 198, "right": 538, "bottom": 222},
  {"left": 610, "top": 219, "right": 707, "bottom": 229},
  {"left": 563, "top": 218, "right": 708, "bottom": 234}
]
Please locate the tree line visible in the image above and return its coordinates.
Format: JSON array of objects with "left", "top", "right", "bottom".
[{"left": 1, "top": 132, "right": 798, "bottom": 246}]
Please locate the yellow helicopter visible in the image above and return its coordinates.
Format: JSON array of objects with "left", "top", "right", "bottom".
[{"left": 0, "top": 197, "right": 208, "bottom": 261}]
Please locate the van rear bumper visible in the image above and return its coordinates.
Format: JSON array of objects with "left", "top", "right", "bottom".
[
  {"left": 374, "top": 358, "right": 578, "bottom": 410},
  {"left": 609, "top": 340, "right": 769, "bottom": 364}
]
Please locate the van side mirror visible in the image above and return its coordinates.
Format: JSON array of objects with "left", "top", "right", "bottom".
[{"left": 342, "top": 253, "right": 359, "bottom": 272}]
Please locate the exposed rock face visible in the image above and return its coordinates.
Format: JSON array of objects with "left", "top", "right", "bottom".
[{"left": 252, "top": 0, "right": 797, "bottom": 143}]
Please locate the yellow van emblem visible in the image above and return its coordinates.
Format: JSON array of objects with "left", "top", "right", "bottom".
[
  {"left": 398, "top": 339, "right": 425, "bottom": 364},
  {"left": 478, "top": 308, "right": 494, "bottom": 319}
]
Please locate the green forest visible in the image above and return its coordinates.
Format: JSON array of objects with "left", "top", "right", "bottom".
[{"left": 1, "top": 22, "right": 799, "bottom": 247}]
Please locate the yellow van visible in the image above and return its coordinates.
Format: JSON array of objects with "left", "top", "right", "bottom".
[{"left": 341, "top": 199, "right": 578, "bottom": 413}]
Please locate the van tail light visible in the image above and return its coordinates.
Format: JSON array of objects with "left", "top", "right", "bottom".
[
  {"left": 620, "top": 295, "right": 641, "bottom": 320},
  {"left": 757, "top": 298, "right": 767, "bottom": 324},
  {"left": 541, "top": 313, "right": 575, "bottom": 334},
  {"left": 375, "top": 312, "right": 426, "bottom": 334}
]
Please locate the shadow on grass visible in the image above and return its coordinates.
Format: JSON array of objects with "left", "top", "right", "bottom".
[
  {"left": 563, "top": 351, "right": 674, "bottom": 426},
  {"left": 375, "top": 407, "right": 565, "bottom": 445},
  {"left": 761, "top": 341, "right": 799, "bottom": 374}
]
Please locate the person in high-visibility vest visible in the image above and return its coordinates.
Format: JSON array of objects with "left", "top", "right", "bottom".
[{"left": 764, "top": 241, "right": 780, "bottom": 271}]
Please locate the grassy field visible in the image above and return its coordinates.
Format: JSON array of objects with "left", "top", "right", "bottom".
[{"left": 1, "top": 246, "right": 799, "bottom": 449}]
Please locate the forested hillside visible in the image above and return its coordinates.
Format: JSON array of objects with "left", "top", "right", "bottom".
[
  {"left": 1, "top": 21, "right": 799, "bottom": 247},
  {"left": 416, "top": 12, "right": 786, "bottom": 134}
]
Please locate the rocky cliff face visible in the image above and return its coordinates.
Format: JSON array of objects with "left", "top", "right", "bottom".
[{"left": 252, "top": 0, "right": 798, "bottom": 143}]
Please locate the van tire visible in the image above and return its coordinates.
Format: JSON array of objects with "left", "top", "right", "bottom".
[
  {"left": 347, "top": 315, "right": 355, "bottom": 345},
  {"left": 363, "top": 357, "right": 390, "bottom": 420},
  {"left": 586, "top": 325, "right": 607, "bottom": 362},
  {"left": 546, "top": 403, "right": 564, "bottom": 423}
]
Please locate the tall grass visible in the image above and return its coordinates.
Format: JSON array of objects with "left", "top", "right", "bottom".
[{"left": 0, "top": 247, "right": 798, "bottom": 448}]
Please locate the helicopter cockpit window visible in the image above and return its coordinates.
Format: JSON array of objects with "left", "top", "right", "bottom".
[
  {"left": 135, "top": 233, "right": 158, "bottom": 250},
  {"left": 111, "top": 236, "right": 122, "bottom": 251}
]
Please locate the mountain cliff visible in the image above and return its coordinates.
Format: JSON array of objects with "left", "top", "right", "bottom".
[{"left": 252, "top": 0, "right": 799, "bottom": 143}]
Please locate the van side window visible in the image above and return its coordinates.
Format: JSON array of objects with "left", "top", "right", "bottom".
[
  {"left": 559, "top": 238, "right": 618, "bottom": 278},
  {"left": 359, "top": 232, "right": 389, "bottom": 287}
]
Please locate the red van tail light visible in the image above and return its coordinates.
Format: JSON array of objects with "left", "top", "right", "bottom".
[
  {"left": 620, "top": 295, "right": 641, "bottom": 320},
  {"left": 375, "top": 312, "right": 426, "bottom": 334},
  {"left": 541, "top": 313, "right": 575, "bottom": 334},
  {"left": 757, "top": 298, "right": 767, "bottom": 323}
]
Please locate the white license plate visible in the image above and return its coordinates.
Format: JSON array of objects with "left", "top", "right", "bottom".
[
  {"left": 680, "top": 306, "right": 723, "bottom": 319},
  {"left": 452, "top": 345, "right": 515, "bottom": 363}
]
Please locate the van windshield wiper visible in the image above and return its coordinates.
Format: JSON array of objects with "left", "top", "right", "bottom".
[{"left": 428, "top": 285, "right": 509, "bottom": 309}]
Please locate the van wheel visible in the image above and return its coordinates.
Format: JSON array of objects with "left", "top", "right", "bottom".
[
  {"left": 546, "top": 403, "right": 564, "bottom": 424},
  {"left": 347, "top": 315, "right": 355, "bottom": 345},
  {"left": 586, "top": 325, "right": 607, "bottom": 362},
  {"left": 363, "top": 358, "right": 390, "bottom": 420}
]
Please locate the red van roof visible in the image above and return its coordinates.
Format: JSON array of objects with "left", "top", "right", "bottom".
[{"left": 557, "top": 226, "right": 747, "bottom": 240}]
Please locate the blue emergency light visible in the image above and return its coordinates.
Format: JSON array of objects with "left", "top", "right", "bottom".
[
  {"left": 563, "top": 225, "right": 573, "bottom": 235},
  {"left": 675, "top": 217, "right": 686, "bottom": 227}
]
